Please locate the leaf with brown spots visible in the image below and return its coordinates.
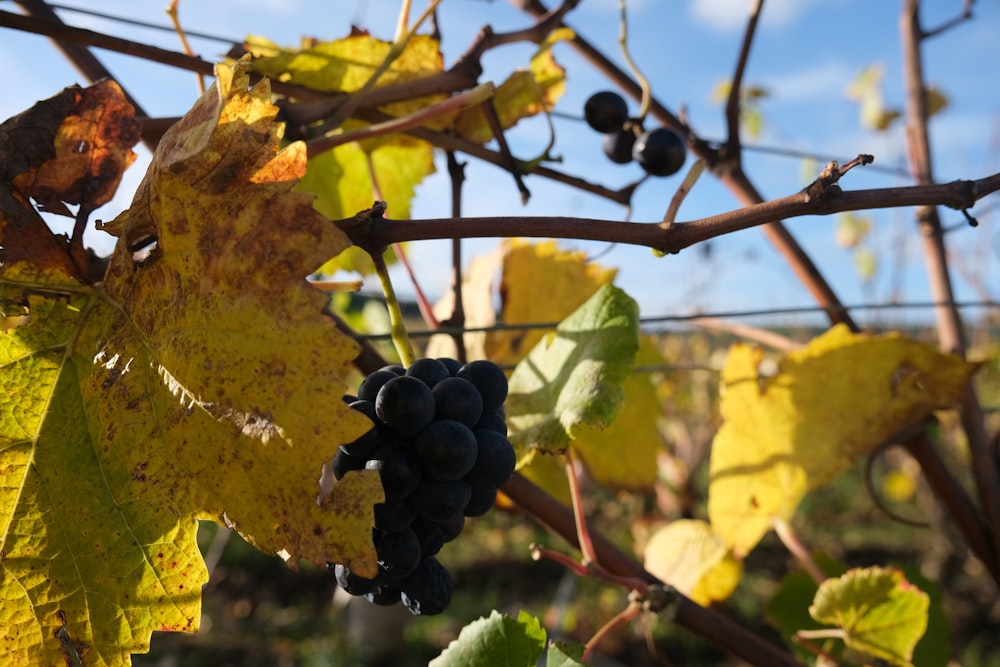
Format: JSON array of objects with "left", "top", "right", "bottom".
[{"left": 1, "top": 63, "right": 381, "bottom": 666}]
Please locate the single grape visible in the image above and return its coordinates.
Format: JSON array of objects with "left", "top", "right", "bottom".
[
  {"left": 332, "top": 563, "right": 380, "bottom": 596},
  {"left": 411, "top": 478, "right": 472, "bottom": 522},
  {"left": 432, "top": 377, "right": 484, "bottom": 427},
  {"left": 365, "top": 444, "right": 422, "bottom": 501},
  {"left": 602, "top": 128, "right": 637, "bottom": 164},
  {"left": 473, "top": 408, "right": 507, "bottom": 436},
  {"left": 375, "top": 375, "right": 435, "bottom": 437},
  {"left": 465, "top": 429, "right": 516, "bottom": 489},
  {"left": 364, "top": 584, "right": 402, "bottom": 606},
  {"left": 341, "top": 400, "right": 388, "bottom": 458},
  {"left": 401, "top": 557, "right": 453, "bottom": 616},
  {"left": 332, "top": 446, "right": 366, "bottom": 480},
  {"left": 374, "top": 499, "right": 418, "bottom": 532},
  {"left": 456, "top": 360, "right": 508, "bottom": 413},
  {"left": 584, "top": 91, "right": 629, "bottom": 133},
  {"left": 633, "top": 127, "right": 686, "bottom": 177},
  {"left": 464, "top": 487, "right": 498, "bottom": 518},
  {"left": 436, "top": 357, "right": 463, "bottom": 376},
  {"left": 358, "top": 369, "right": 402, "bottom": 402},
  {"left": 414, "top": 419, "right": 478, "bottom": 481},
  {"left": 411, "top": 517, "right": 445, "bottom": 558},
  {"left": 375, "top": 527, "right": 422, "bottom": 582},
  {"left": 380, "top": 364, "right": 405, "bottom": 375},
  {"left": 434, "top": 510, "right": 466, "bottom": 542},
  {"left": 405, "top": 358, "right": 451, "bottom": 388}
]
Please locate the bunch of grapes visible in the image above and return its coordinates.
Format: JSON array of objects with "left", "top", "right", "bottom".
[
  {"left": 583, "top": 90, "right": 687, "bottom": 177},
  {"left": 329, "top": 358, "right": 516, "bottom": 616}
]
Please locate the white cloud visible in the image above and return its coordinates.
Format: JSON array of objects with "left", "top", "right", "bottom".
[{"left": 689, "top": 0, "right": 818, "bottom": 32}]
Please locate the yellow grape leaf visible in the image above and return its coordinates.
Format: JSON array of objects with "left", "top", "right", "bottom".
[
  {"left": 425, "top": 245, "right": 503, "bottom": 361},
  {"left": 248, "top": 31, "right": 446, "bottom": 120},
  {"left": 834, "top": 212, "right": 871, "bottom": 249},
  {"left": 571, "top": 335, "right": 665, "bottom": 490},
  {"left": 643, "top": 519, "right": 742, "bottom": 606},
  {"left": 486, "top": 239, "right": 617, "bottom": 366},
  {"left": 299, "top": 131, "right": 435, "bottom": 275},
  {"left": 844, "top": 63, "right": 885, "bottom": 101},
  {"left": 708, "top": 324, "right": 976, "bottom": 557},
  {"left": 2, "top": 63, "right": 382, "bottom": 666},
  {"left": 925, "top": 86, "right": 948, "bottom": 117},
  {"left": 454, "top": 28, "right": 570, "bottom": 144}
]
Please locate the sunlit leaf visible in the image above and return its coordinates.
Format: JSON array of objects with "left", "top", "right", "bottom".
[
  {"left": 454, "top": 29, "right": 569, "bottom": 144},
  {"left": 708, "top": 324, "right": 976, "bottom": 556},
  {"left": 834, "top": 212, "right": 871, "bottom": 249},
  {"left": 643, "top": 519, "right": 742, "bottom": 606},
  {"left": 571, "top": 335, "right": 665, "bottom": 489},
  {"left": 2, "top": 63, "right": 382, "bottom": 666},
  {"left": 430, "top": 610, "right": 547, "bottom": 667},
  {"left": 487, "top": 239, "right": 617, "bottom": 366},
  {"left": 810, "top": 567, "right": 929, "bottom": 667},
  {"left": 506, "top": 284, "right": 639, "bottom": 460}
]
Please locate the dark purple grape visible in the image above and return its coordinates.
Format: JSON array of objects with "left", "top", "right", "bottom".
[
  {"left": 633, "top": 127, "right": 686, "bottom": 177},
  {"left": 433, "top": 377, "right": 484, "bottom": 427},
  {"left": 414, "top": 419, "right": 478, "bottom": 481},
  {"left": 380, "top": 364, "right": 405, "bottom": 375},
  {"left": 473, "top": 409, "right": 507, "bottom": 436},
  {"left": 364, "top": 584, "right": 402, "bottom": 606},
  {"left": 365, "top": 444, "right": 422, "bottom": 501},
  {"left": 401, "top": 557, "right": 453, "bottom": 616},
  {"left": 465, "top": 429, "right": 516, "bottom": 489},
  {"left": 434, "top": 511, "right": 466, "bottom": 542},
  {"left": 375, "top": 527, "right": 422, "bottom": 582},
  {"left": 374, "top": 499, "right": 418, "bottom": 532},
  {"left": 602, "top": 128, "right": 637, "bottom": 164},
  {"left": 375, "top": 375, "right": 435, "bottom": 437},
  {"left": 358, "top": 369, "right": 401, "bottom": 402},
  {"left": 457, "top": 360, "right": 508, "bottom": 413},
  {"left": 332, "top": 563, "right": 381, "bottom": 596},
  {"left": 341, "top": 400, "right": 388, "bottom": 458},
  {"left": 411, "top": 478, "right": 472, "bottom": 522},
  {"left": 332, "top": 446, "right": 366, "bottom": 480},
  {"left": 411, "top": 517, "right": 445, "bottom": 557},
  {"left": 464, "top": 487, "right": 498, "bottom": 517},
  {"left": 405, "top": 358, "right": 451, "bottom": 388},
  {"left": 436, "top": 357, "right": 463, "bottom": 376},
  {"left": 584, "top": 91, "right": 629, "bottom": 133}
]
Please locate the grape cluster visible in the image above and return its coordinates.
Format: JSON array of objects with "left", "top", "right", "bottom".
[
  {"left": 329, "top": 358, "right": 515, "bottom": 616},
  {"left": 583, "top": 90, "right": 687, "bottom": 177}
]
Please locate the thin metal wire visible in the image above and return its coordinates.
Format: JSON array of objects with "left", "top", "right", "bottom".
[
  {"left": 353, "top": 299, "right": 999, "bottom": 341},
  {"left": 45, "top": 3, "right": 241, "bottom": 45}
]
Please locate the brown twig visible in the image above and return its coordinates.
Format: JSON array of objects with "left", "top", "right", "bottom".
[
  {"left": 723, "top": 0, "right": 764, "bottom": 160},
  {"left": 901, "top": 0, "right": 1000, "bottom": 576},
  {"left": 502, "top": 473, "right": 807, "bottom": 667},
  {"left": 444, "top": 150, "right": 468, "bottom": 362},
  {"left": 510, "top": 0, "right": 858, "bottom": 332},
  {"left": 336, "top": 174, "right": 1000, "bottom": 257}
]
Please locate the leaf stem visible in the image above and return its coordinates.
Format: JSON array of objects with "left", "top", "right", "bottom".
[
  {"left": 372, "top": 250, "right": 416, "bottom": 366},
  {"left": 565, "top": 449, "right": 599, "bottom": 565},
  {"left": 583, "top": 599, "right": 643, "bottom": 663},
  {"left": 772, "top": 517, "right": 825, "bottom": 584}
]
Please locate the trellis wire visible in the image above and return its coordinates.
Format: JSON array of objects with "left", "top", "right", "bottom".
[{"left": 355, "top": 299, "right": 999, "bottom": 342}]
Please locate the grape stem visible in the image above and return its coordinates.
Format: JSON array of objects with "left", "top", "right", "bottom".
[
  {"left": 772, "top": 517, "right": 825, "bottom": 585},
  {"left": 371, "top": 242, "right": 417, "bottom": 366},
  {"left": 617, "top": 0, "right": 651, "bottom": 122}
]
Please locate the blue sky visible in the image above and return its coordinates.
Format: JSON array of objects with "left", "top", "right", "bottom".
[{"left": 2, "top": 0, "right": 998, "bottom": 329}]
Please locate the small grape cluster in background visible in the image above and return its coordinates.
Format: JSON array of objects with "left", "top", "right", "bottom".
[
  {"left": 329, "top": 358, "right": 516, "bottom": 615},
  {"left": 584, "top": 90, "right": 687, "bottom": 177}
]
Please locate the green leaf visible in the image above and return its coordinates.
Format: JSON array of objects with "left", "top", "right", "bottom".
[
  {"left": 546, "top": 640, "right": 590, "bottom": 667},
  {"left": 767, "top": 553, "right": 849, "bottom": 661},
  {"left": 505, "top": 284, "right": 639, "bottom": 459},
  {"left": 430, "top": 610, "right": 547, "bottom": 667},
  {"left": 809, "top": 566, "right": 930, "bottom": 667}
]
